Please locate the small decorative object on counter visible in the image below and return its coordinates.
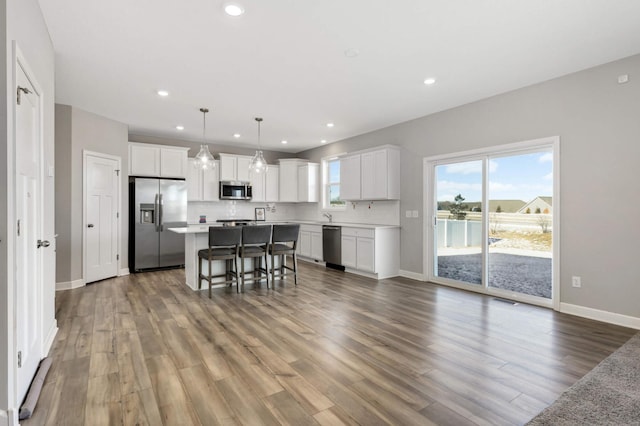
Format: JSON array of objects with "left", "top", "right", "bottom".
[
  {"left": 255, "top": 207, "right": 266, "bottom": 221},
  {"left": 199, "top": 215, "right": 206, "bottom": 223}
]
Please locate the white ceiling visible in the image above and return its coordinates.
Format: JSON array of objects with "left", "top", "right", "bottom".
[{"left": 39, "top": 0, "right": 640, "bottom": 153}]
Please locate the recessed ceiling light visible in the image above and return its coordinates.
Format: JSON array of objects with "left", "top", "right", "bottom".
[
  {"left": 281, "top": 140, "right": 288, "bottom": 144},
  {"left": 233, "top": 133, "right": 241, "bottom": 138},
  {"left": 321, "top": 140, "right": 327, "bottom": 144},
  {"left": 423, "top": 78, "right": 436, "bottom": 85},
  {"left": 224, "top": 3, "right": 245, "bottom": 16},
  {"left": 326, "top": 123, "right": 334, "bottom": 128},
  {"left": 157, "top": 90, "right": 169, "bottom": 97},
  {"left": 175, "top": 125, "right": 184, "bottom": 130}
]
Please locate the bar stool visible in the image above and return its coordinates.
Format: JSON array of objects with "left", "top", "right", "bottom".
[
  {"left": 268, "top": 224, "right": 300, "bottom": 286},
  {"left": 197, "top": 226, "right": 242, "bottom": 298},
  {"left": 239, "top": 225, "right": 272, "bottom": 292}
]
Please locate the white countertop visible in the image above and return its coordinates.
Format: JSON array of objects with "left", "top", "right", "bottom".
[{"left": 170, "top": 220, "right": 399, "bottom": 234}]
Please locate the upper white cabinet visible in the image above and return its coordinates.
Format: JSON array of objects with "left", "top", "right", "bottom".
[
  {"left": 279, "top": 159, "right": 318, "bottom": 203},
  {"left": 340, "top": 154, "right": 361, "bottom": 200},
  {"left": 251, "top": 165, "right": 279, "bottom": 203},
  {"left": 187, "top": 158, "right": 219, "bottom": 201},
  {"left": 339, "top": 146, "right": 400, "bottom": 201},
  {"left": 129, "top": 143, "right": 189, "bottom": 178},
  {"left": 219, "top": 153, "right": 252, "bottom": 182}
]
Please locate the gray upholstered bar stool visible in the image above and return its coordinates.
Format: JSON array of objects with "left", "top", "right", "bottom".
[
  {"left": 197, "top": 226, "right": 242, "bottom": 298},
  {"left": 239, "top": 225, "right": 272, "bottom": 292},
  {"left": 267, "top": 224, "right": 300, "bottom": 286}
]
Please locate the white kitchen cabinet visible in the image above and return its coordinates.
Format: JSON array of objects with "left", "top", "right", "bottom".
[
  {"left": 129, "top": 143, "right": 189, "bottom": 178},
  {"left": 250, "top": 165, "right": 279, "bottom": 203},
  {"left": 187, "top": 158, "right": 219, "bottom": 201},
  {"left": 278, "top": 159, "right": 319, "bottom": 203},
  {"left": 298, "top": 224, "right": 323, "bottom": 261},
  {"left": 298, "top": 231, "right": 311, "bottom": 258},
  {"left": 341, "top": 226, "right": 399, "bottom": 279},
  {"left": 341, "top": 235, "right": 357, "bottom": 268},
  {"left": 356, "top": 236, "right": 375, "bottom": 273},
  {"left": 361, "top": 148, "right": 400, "bottom": 200},
  {"left": 265, "top": 166, "right": 279, "bottom": 202},
  {"left": 339, "top": 146, "right": 400, "bottom": 201},
  {"left": 298, "top": 163, "right": 319, "bottom": 202},
  {"left": 340, "top": 154, "right": 361, "bottom": 200},
  {"left": 219, "top": 153, "right": 253, "bottom": 181},
  {"left": 310, "top": 232, "right": 323, "bottom": 260}
]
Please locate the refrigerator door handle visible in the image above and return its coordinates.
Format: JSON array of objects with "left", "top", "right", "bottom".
[
  {"left": 159, "top": 193, "right": 164, "bottom": 232},
  {"left": 154, "top": 193, "right": 160, "bottom": 232}
]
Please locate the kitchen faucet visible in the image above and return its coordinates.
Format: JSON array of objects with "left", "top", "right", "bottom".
[{"left": 323, "top": 212, "right": 333, "bottom": 223}]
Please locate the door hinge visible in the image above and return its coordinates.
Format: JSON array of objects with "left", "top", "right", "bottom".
[
  {"left": 17, "top": 351, "right": 22, "bottom": 368},
  {"left": 117, "top": 212, "right": 119, "bottom": 218},
  {"left": 17, "top": 86, "right": 32, "bottom": 105},
  {"left": 115, "top": 169, "right": 120, "bottom": 176},
  {"left": 17, "top": 219, "right": 21, "bottom": 236},
  {"left": 117, "top": 254, "right": 120, "bottom": 260}
]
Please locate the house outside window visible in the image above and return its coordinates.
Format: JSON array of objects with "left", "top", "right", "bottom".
[{"left": 323, "top": 158, "right": 345, "bottom": 209}]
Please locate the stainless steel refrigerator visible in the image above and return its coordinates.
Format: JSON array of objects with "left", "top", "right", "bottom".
[{"left": 129, "top": 177, "right": 187, "bottom": 272}]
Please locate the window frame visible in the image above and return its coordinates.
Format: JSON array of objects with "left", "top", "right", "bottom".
[{"left": 322, "top": 155, "right": 347, "bottom": 211}]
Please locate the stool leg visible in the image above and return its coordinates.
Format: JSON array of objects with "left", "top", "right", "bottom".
[
  {"left": 208, "top": 258, "right": 213, "bottom": 298},
  {"left": 271, "top": 251, "right": 275, "bottom": 284},
  {"left": 293, "top": 253, "right": 298, "bottom": 286},
  {"left": 234, "top": 254, "right": 239, "bottom": 293},
  {"left": 264, "top": 251, "right": 269, "bottom": 288},
  {"left": 238, "top": 253, "right": 244, "bottom": 293},
  {"left": 198, "top": 255, "right": 202, "bottom": 290}
]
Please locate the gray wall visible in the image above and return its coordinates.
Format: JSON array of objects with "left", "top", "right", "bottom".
[
  {"left": 55, "top": 105, "right": 129, "bottom": 283},
  {"left": 1, "top": 0, "right": 56, "bottom": 415},
  {"left": 299, "top": 54, "right": 640, "bottom": 319}
]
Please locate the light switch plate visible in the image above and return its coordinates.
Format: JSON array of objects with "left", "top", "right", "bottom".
[
  {"left": 405, "top": 210, "right": 412, "bottom": 218},
  {"left": 412, "top": 210, "right": 419, "bottom": 218}
]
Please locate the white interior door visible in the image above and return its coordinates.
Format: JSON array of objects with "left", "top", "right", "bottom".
[
  {"left": 15, "top": 60, "right": 44, "bottom": 403},
  {"left": 85, "top": 153, "right": 120, "bottom": 283}
]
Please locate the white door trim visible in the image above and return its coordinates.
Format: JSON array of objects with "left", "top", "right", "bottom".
[
  {"left": 423, "top": 136, "right": 560, "bottom": 310},
  {"left": 83, "top": 150, "right": 122, "bottom": 284},
  {"left": 9, "top": 43, "right": 46, "bottom": 425}
]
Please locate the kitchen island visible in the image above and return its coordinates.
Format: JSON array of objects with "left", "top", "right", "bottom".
[{"left": 169, "top": 220, "right": 400, "bottom": 291}]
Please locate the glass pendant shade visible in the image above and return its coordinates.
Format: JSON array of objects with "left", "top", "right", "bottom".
[
  {"left": 249, "top": 150, "right": 267, "bottom": 174},
  {"left": 249, "top": 117, "right": 268, "bottom": 175},
  {"left": 195, "top": 107, "right": 216, "bottom": 170},
  {"left": 195, "top": 144, "right": 215, "bottom": 170}
]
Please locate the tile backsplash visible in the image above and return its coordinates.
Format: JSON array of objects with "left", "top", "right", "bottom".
[{"left": 188, "top": 199, "right": 400, "bottom": 225}]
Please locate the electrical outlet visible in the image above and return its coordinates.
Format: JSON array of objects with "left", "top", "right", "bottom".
[{"left": 572, "top": 276, "right": 581, "bottom": 288}]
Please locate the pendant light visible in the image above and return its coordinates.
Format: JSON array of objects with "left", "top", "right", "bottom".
[
  {"left": 249, "top": 117, "right": 268, "bottom": 175},
  {"left": 194, "top": 107, "right": 216, "bottom": 170}
]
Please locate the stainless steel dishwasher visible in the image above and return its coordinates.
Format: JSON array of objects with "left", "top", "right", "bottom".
[{"left": 322, "top": 225, "right": 343, "bottom": 268}]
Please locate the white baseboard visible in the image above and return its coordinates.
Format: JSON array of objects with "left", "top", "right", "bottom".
[
  {"left": 0, "top": 408, "right": 18, "bottom": 426},
  {"left": 399, "top": 270, "right": 425, "bottom": 281},
  {"left": 56, "top": 278, "right": 85, "bottom": 291},
  {"left": 560, "top": 303, "right": 640, "bottom": 330},
  {"left": 119, "top": 268, "right": 130, "bottom": 276}
]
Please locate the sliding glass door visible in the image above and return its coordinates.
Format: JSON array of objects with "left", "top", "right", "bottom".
[{"left": 427, "top": 139, "right": 557, "bottom": 306}]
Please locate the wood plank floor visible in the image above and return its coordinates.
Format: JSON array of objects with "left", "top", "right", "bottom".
[{"left": 25, "top": 262, "right": 636, "bottom": 425}]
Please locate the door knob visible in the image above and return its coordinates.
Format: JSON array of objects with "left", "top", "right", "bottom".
[
  {"left": 87, "top": 224, "right": 94, "bottom": 228},
  {"left": 37, "top": 240, "right": 50, "bottom": 248}
]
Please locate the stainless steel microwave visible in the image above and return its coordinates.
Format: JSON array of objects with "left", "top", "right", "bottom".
[{"left": 219, "top": 181, "right": 252, "bottom": 200}]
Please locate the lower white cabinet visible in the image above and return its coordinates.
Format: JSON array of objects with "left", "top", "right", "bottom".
[
  {"left": 341, "top": 226, "right": 399, "bottom": 279},
  {"left": 298, "top": 224, "right": 323, "bottom": 261}
]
